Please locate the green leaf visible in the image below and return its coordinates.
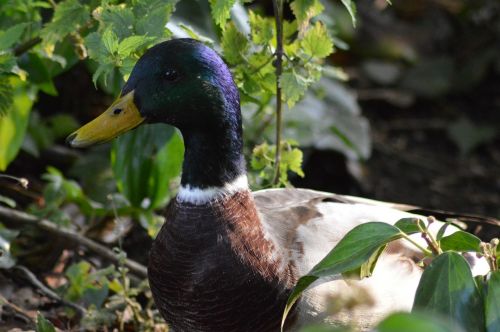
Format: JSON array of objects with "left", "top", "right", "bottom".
[
  {"left": 447, "top": 117, "right": 497, "bottom": 156},
  {"left": 0, "top": 76, "right": 13, "bottom": 116},
  {"left": 301, "top": 22, "right": 334, "bottom": 59},
  {"left": 412, "top": 252, "right": 485, "bottom": 332},
  {"left": 340, "top": 0, "right": 357, "bottom": 27},
  {"left": 486, "top": 271, "right": 500, "bottom": 332},
  {"left": 290, "top": 0, "right": 324, "bottom": 34},
  {"left": 0, "top": 54, "right": 17, "bottom": 75},
  {"left": 282, "top": 222, "right": 403, "bottom": 329},
  {"left": 249, "top": 10, "right": 274, "bottom": 45},
  {"left": 0, "top": 223, "right": 18, "bottom": 268},
  {"left": 134, "top": 0, "right": 176, "bottom": 37},
  {"left": 377, "top": 312, "right": 464, "bottom": 332},
  {"left": 85, "top": 32, "right": 107, "bottom": 61},
  {"left": 221, "top": 22, "right": 248, "bottom": 65},
  {"left": 100, "top": 5, "right": 135, "bottom": 39},
  {"left": 36, "top": 313, "right": 56, "bottom": 332},
  {"left": 0, "top": 23, "right": 28, "bottom": 51},
  {"left": 395, "top": 217, "right": 423, "bottom": 235},
  {"left": 102, "top": 29, "right": 119, "bottom": 55},
  {"left": 440, "top": 231, "right": 482, "bottom": 253},
  {"left": 0, "top": 78, "right": 34, "bottom": 170},
  {"left": 117, "top": 35, "right": 155, "bottom": 57},
  {"left": 281, "top": 71, "right": 309, "bottom": 108},
  {"left": 111, "top": 124, "right": 183, "bottom": 212},
  {"left": 210, "top": 0, "right": 236, "bottom": 29},
  {"left": 41, "top": 0, "right": 89, "bottom": 48}
]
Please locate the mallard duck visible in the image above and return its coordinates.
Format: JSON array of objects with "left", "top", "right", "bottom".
[{"left": 67, "top": 39, "right": 493, "bottom": 331}]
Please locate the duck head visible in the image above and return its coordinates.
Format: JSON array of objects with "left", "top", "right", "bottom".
[
  {"left": 67, "top": 38, "right": 246, "bottom": 189},
  {"left": 67, "top": 38, "right": 241, "bottom": 147}
]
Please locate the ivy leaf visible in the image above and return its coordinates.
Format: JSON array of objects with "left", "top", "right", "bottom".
[
  {"left": 0, "top": 23, "right": 28, "bottom": 51},
  {"left": 290, "top": 0, "right": 324, "bottom": 34},
  {"left": 117, "top": 35, "right": 155, "bottom": 57},
  {"left": 41, "top": 0, "right": 90, "bottom": 49},
  {"left": 249, "top": 10, "right": 274, "bottom": 45},
  {"left": 210, "top": 0, "right": 236, "bottom": 29},
  {"left": 301, "top": 22, "right": 334, "bottom": 59},
  {"left": 280, "top": 71, "right": 309, "bottom": 108},
  {"left": 340, "top": 0, "right": 357, "bottom": 27},
  {"left": 221, "top": 22, "right": 248, "bottom": 65}
]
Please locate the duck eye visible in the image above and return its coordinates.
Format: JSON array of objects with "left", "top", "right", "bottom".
[{"left": 164, "top": 69, "right": 179, "bottom": 81}]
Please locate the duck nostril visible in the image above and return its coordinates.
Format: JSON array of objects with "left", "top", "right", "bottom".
[{"left": 113, "top": 108, "right": 123, "bottom": 115}]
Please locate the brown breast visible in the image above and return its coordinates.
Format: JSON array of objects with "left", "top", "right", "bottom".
[{"left": 148, "top": 191, "right": 298, "bottom": 332}]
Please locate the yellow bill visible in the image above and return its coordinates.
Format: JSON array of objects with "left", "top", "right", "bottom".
[{"left": 66, "top": 91, "right": 144, "bottom": 148}]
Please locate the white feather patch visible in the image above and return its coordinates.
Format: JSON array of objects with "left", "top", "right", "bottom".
[{"left": 176, "top": 174, "right": 249, "bottom": 205}]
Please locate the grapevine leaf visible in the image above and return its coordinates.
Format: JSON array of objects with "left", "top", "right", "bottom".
[
  {"left": 301, "top": 22, "right": 334, "bottom": 59},
  {"left": 117, "top": 35, "right": 155, "bottom": 57},
  {"left": 41, "top": 0, "right": 90, "bottom": 48},
  {"left": 290, "top": 0, "right": 324, "bottom": 34},
  {"left": 221, "top": 23, "right": 248, "bottom": 65},
  {"left": 100, "top": 5, "right": 135, "bottom": 39},
  {"left": 280, "top": 71, "right": 309, "bottom": 108},
  {"left": 102, "top": 29, "right": 119, "bottom": 55},
  {"left": 210, "top": 0, "right": 236, "bottom": 29},
  {"left": 249, "top": 10, "right": 274, "bottom": 45}
]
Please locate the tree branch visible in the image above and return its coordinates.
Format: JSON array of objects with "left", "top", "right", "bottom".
[
  {"left": 0, "top": 205, "right": 147, "bottom": 278},
  {"left": 272, "top": 0, "right": 284, "bottom": 186}
]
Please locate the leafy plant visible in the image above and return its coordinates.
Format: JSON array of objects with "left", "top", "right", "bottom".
[{"left": 282, "top": 217, "right": 499, "bottom": 332}]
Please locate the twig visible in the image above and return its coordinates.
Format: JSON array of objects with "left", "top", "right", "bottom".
[
  {"left": 0, "top": 205, "right": 148, "bottom": 278},
  {"left": 272, "top": 0, "right": 284, "bottom": 186},
  {"left": 13, "top": 37, "right": 42, "bottom": 57},
  {"left": 12, "top": 265, "right": 87, "bottom": 317},
  {"left": 0, "top": 293, "right": 35, "bottom": 325}
]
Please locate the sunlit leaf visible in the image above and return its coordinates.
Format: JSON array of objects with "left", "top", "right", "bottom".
[
  {"left": 282, "top": 222, "right": 403, "bottom": 329},
  {"left": 301, "top": 22, "right": 334, "bottom": 59},
  {"left": 440, "top": 231, "right": 482, "bottom": 253},
  {"left": 221, "top": 22, "right": 248, "bottom": 65},
  {"left": 291, "top": 0, "right": 324, "bottom": 34},
  {"left": 0, "top": 78, "right": 34, "bottom": 170},
  {"left": 210, "top": 0, "right": 236, "bottom": 29}
]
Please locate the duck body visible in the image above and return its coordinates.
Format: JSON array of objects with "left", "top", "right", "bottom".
[
  {"left": 148, "top": 190, "right": 296, "bottom": 332},
  {"left": 149, "top": 185, "right": 428, "bottom": 332},
  {"left": 67, "top": 39, "right": 494, "bottom": 332}
]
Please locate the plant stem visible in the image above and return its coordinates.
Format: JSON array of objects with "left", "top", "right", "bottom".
[
  {"left": 272, "top": 0, "right": 284, "bottom": 186},
  {"left": 400, "top": 232, "right": 434, "bottom": 257}
]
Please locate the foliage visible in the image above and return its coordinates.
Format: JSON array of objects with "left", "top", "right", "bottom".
[
  {"left": 282, "top": 217, "right": 499, "bottom": 332},
  {"left": 0, "top": 1, "right": 498, "bottom": 331}
]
